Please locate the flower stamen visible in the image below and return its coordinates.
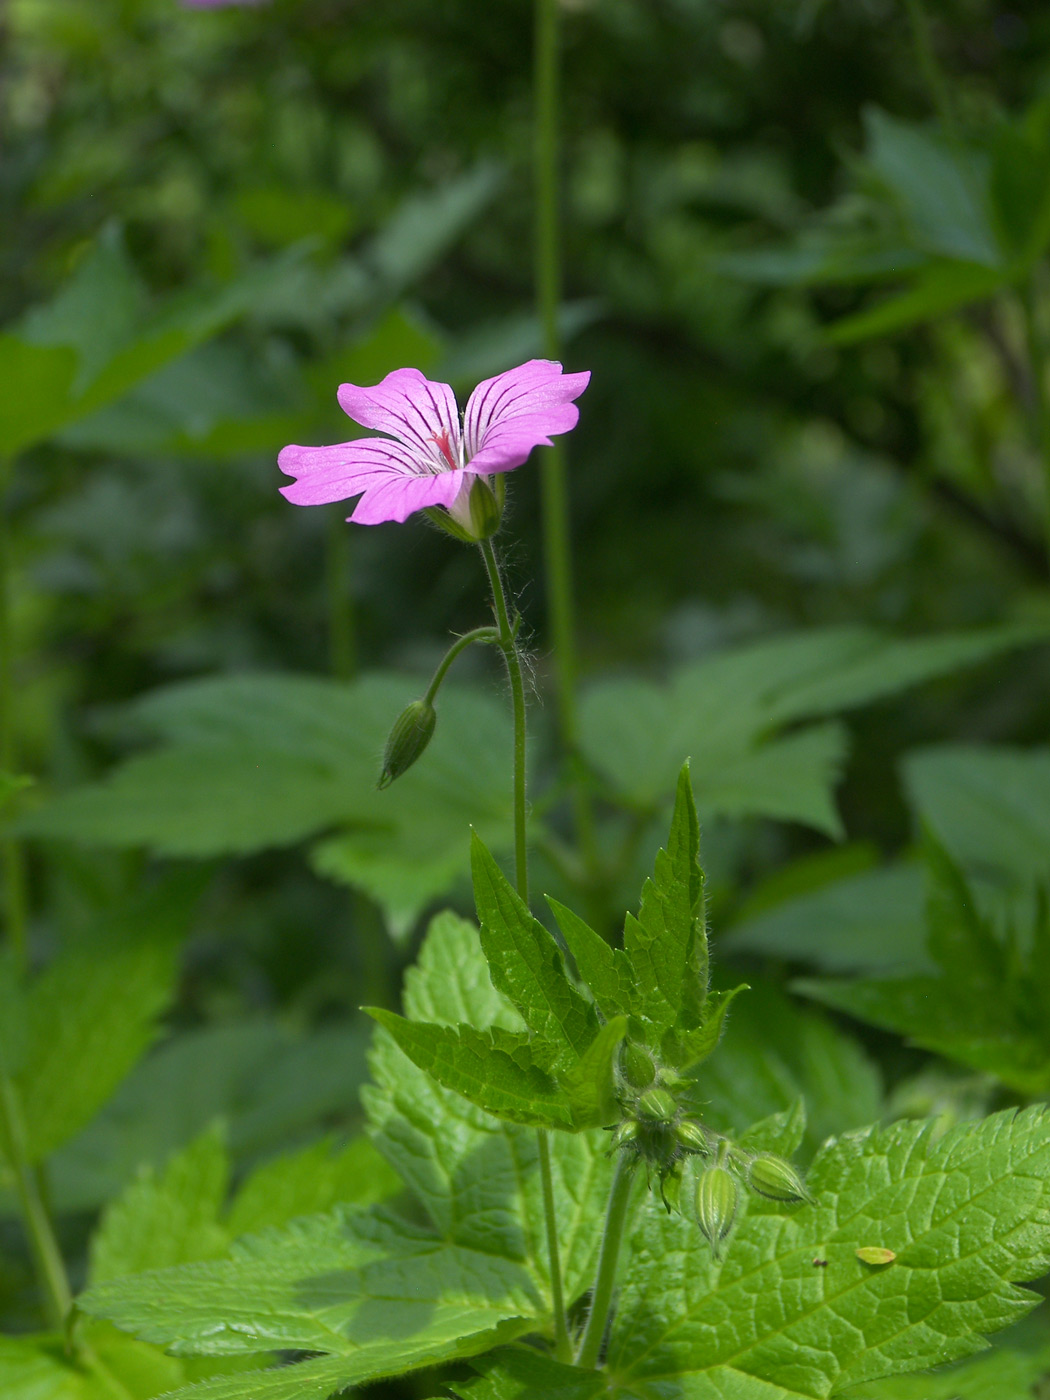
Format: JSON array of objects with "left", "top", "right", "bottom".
[{"left": 430, "top": 428, "right": 461, "bottom": 473}]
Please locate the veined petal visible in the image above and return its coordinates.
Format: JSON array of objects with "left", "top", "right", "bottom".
[
  {"left": 337, "top": 368, "right": 460, "bottom": 470},
  {"left": 463, "top": 359, "right": 590, "bottom": 471},
  {"left": 349, "top": 468, "right": 463, "bottom": 525},
  {"left": 278, "top": 438, "right": 426, "bottom": 505}
]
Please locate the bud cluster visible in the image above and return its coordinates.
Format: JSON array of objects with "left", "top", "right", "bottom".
[{"left": 608, "top": 1040, "right": 813, "bottom": 1260}]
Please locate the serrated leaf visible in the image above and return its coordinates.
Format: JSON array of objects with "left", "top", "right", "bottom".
[
  {"left": 365, "top": 913, "right": 613, "bottom": 1300},
  {"left": 471, "top": 834, "right": 598, "bottom": 1071},
  {"left": 546, "top": 897, "right": 634, "bottom": 1022},
  {"left": 90, "top": 1128, "right": 230, "bottom": 1284},
  {"left": 736, "top": 1100, "right": 807, "bottom": 1159},
  {"left": 606, "top": 1105, "right": 1050, "bottom": 1396},
  {"left": 561, "top": 1016, "right": 627, "bottom": 1130},
  {"left": 663, "top": 983, "right": 748, "bottom": 1072},
  {"left": 624, "top": 764, "right": 708, "bottom": 1046},
  {"left": 848, "top": 1310, "right": 1050, "bottom": 1398},
  {"left": 80, "top": 1204, "right": 536, "bottom": 1378},
  {"left": 366, "top": 1010, "right": 575, "bottom": 1130}
]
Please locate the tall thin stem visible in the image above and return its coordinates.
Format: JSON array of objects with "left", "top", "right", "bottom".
[
  {"left": 477, "top": 537, "right": 570, "bottom": 1358},
  {"left": 575, "top": 1154, "right": 636, "bottom": 1368},
  {"left": 0, "top": 1044, "right": 73, "bottom": 1331},
  {"left": 1020, "top": 276, "right": 1050, "bottom": 566},
  {"left": 0, "top": 453, "right": 28, "bottom": 970}
]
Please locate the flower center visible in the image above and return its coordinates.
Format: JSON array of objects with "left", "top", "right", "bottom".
[{"left": 429, "top": 428, "right": 461, "bottom": 473}]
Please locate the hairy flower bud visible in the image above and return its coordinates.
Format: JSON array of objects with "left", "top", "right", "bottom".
[
  {"left": 378, "top": 698, "right": 437, "bottom": 789},
  {"left": 636, "top": 1087, "right": 677, "bottom": 1124},
  {"left": 694, "top": 1165, "right": 739, "bottom": 1258},
  {"left": 674, "top": 1119, "right": 712, "bottom": 1156},
  {"left": 746, "top": 1153, "right": 812, "bottom": 1204},
  {"left": 620, "top": 1043, "right": 657, "bottom": 1091}
]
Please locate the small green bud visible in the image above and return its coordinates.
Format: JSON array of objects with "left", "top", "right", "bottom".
[
  {"left": 674, "top": 1119, "right": 712, "bottom": 1156},
  {"left": 694, "top": 1165, "right": 739, "bottom": 1258},
  {"left": 378, "top": 699, "right": 437, "bottom": 789},
  {"left": 609, "top": 1119, "right": 640, "bottom": 1153},
  {"left": 746, "top": 1153, "right": 812, "bottom": 1204},
  {"left": 636, "top": 1087, "right": 677, "bottom": 1124},
  {"left": 620, "top": 1043, "right": 657, "bottom": 1091}
]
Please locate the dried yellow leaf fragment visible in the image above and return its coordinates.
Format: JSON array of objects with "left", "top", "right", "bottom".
[{"left": 856, "top": 1246, "right": 896, "bottom": 1266}]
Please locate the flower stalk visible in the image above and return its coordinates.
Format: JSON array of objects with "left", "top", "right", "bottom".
[
  {"left": 575, "top": 1154, "right": 636, "bottom": 1367},
  {"left": 0, "top": 454, "right": 28, "bottom": 971}
]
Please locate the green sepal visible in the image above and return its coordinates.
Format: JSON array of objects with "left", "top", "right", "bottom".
[
  {"left": 546, "top": 896, "right": 634, "bottom": 1022},
  {"left": 365, "top": 1008, "right": 574, "bottom": 1130},
  {"left": 561, "top": 1015, "right": 628, "bottom": 1129},
  {"left": 471, "top": 833, "right": 599, "bottom": 1072},
  {"left": 662, "top": 983, "right": 748, "bottom": 1072}
]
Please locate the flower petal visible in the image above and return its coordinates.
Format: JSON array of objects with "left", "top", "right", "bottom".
[
  {"left": 337, "top": 369, "right": 460, "bottom": 470},
  {"left": 463, "top": 359, "right": 590, "bottom": 473},
  {"left": 278, "top": 438, "right": 462, "bottom": 524}
]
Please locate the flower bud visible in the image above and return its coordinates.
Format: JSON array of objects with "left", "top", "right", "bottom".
[
  {"left": 620, "top": 1043, "right": 657, "bottom": 1091},
  {"left": 608, "top": 1119, "right": 640, "bottom": 1153},
  {"left": 674, "top": 1119, "right": 712, "bottom": 1156},
  {"left": 694, "top": 1165, "right": 739, "bottom": 1258},
  {"left": 378, "top": 698, "right": 437, "bottom": 789},
  {"left": 636, "top": 1087, "right": 677, "bottom": 1124},
  {"left": 746, "top": 1153, "right": 812, "bottom": 1204}
]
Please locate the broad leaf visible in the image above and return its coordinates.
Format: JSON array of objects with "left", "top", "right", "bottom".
[
  {"left": 606, "top": 1105, "right": 1050, "bottom": 1396},
  {"left": 547, "top": 898, "right": 634, "bottom": 1022},
  {"left": 471, "top": 833, "right": 598, "bottom": 1071}
]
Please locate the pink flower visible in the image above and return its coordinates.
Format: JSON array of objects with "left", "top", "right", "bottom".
[{"left": 278, "top": 359, "right": 590, "bottom": 527}]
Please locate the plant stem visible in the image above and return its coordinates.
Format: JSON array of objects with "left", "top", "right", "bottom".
[
  {"left": 478, "top": 538, "right": 570, "bottom": 1357},
  {"left": 1020, "top": 275, "right": 1050, "bottom": 566},
  {"left": 534, "top": 0, "right": 601, "bottom": 885},
  {"left": 423, "top": 626, "right": 500, "bottom": 707},
  {"left": 0, "top": 1045, "right": 73, "bottom": 1331},
  {"left": 325, "top": 509, "right": 355, "bottom": 679},
  {"left": 0, "top": 454, "right": 28, "bottom": 970},
  {"left": 575, "top": 1155, "right": 636, "bottom": 1368},
  {"left": 478, "top": 539, "right": 529, "bottom": 905},
  {"left": 537, "top": 1127, "right": 573, "bottom": 1363}
]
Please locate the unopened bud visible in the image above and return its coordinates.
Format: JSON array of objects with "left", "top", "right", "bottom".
[
  {"left": 674, "top": 1119, "right": 711, "bottom": 1156},
  {"left": 620, "top": 1043, "right": 657, "bottom": 1091},
  {"left": 378, "top": 699, "right": 436, "bottom": 789},
  {"left": 636, "top": 1087, "right": 677, "bottom": 1124},
  {"left": 608, "top": 1119, "right": 640, "bottom": 1153},
  {"left": 694, "top": 1165, "right": 739, "bottom": 1258},
  {"left": 746, "top": 1153, "right": 812, "bottom": 1204}
]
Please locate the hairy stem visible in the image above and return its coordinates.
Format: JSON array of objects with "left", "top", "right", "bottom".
[
  {"left": 423, "top": 626, "right": 501, "bottom": 707},
  {"left": 478, "top": 538, "right": 571, "bottom": 1357},
  {"left": 575, "top": 1154, "right": 636, "bottom": 1368},
  {"left": 0, "top": 454, "right": 28, "bottom": 970},
  {"left": 534, "top": 0, "right": 601, "bottom": 885},
  {"left": 0, "top": 1046, "right": 73, "bottom": 1331}
]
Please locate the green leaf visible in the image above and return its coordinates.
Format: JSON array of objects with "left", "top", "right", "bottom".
[
  {"left": 606, "top": 1104, "right": 1050, "bottom": 1396},
  {"left": 21, "top": 674, "right": 513, "bottom": 934},
  {"left": 0, "top": 875, "right": 201, "bottom": 1167},
  {"left": 826, "top": 260, "right": 1006, "bottom": 344},
  {"left": 848, "top": 1311, "right": 1050, "bottom": 1399},
  {"left": 735, "top": 1099, "right": 807, "bottom": 1159},
  {"left": 624, "top": 764, "right": 708, "bottom": 1046},
  {"left": 471, "top": 833, "right": 598, "bottom": 1072},
  {"left": 89, "top": 1129, "right": 230, "bottom": 1284},
  {"left": 546, "top": 898, "right": 634, "bottom": 1023},
  {"left": 452, "top": 1347, "right": 609, "bottom": 1400},
  {"left": 726, "top": 862, "right": 929, "bottom": 974},
  {"left": 665, "top": 983, "right": 749, "bottom": 1072},
  {"left": 560, "top": 1016, "right": 628, "bottom": 1130},
  {"left": 364, "top": 912, "right": 613, "bottom": 1299},
  {"left": 366, "top": 1010, "right": 574, "bottom": 1130},
  {"left": 80, "top": 1205, "right": 536, "bottom": 1382},
  {"left": 0, "top": 334, "right": 78, "bottom": 457}
]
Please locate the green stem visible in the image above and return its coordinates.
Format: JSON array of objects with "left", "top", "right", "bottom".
[
  {"left": 477, "top": 539, "right": 571, "bottom": 1356},
  {"left": 423, "top": 626, "right": 501, "bottom": 707},
  {"left": 575, "top": 1155, "right": 636, "bottom": 1368},
  {"left": 1020, "top": 276, "right": 1050, "bottom": 565},
  {"left": 0, "top": 454, "right": 28, "bottom": 971},
  {"left": 478, "top": 539, "right": 528, "bottom": 904},
  {"left": 0, "top": 1045, "right": 73, "bottom": 1331},
  {"left": 325, "top": 509, "right": 355, "bottom": 679},
  {"left": 537, "top": 1127, "right": 573, "bottom": 1362},
  {"left": 533, "top": 0, "right": 601, "bottom": 885}
]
